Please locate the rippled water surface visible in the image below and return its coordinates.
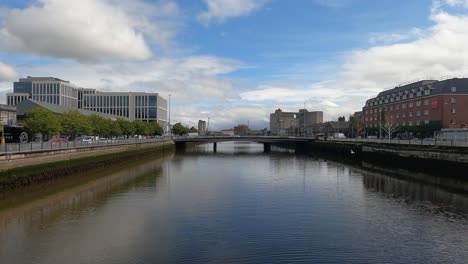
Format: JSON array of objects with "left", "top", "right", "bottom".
[{"left": 0, "top": 142, "right": 467, "bottom": 263}]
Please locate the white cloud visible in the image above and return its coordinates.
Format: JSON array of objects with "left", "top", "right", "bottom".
[
  {"left": 3, "top": 55, "right": 244, "bottom": 127},
  {"left": 197, "top": 0, "right": 268, "bottom": 25},
  {"left": 234, "top": 3, "right": 468, "bottom": 124},
  {"left": 239, "top": 81, "right": 363, "bottom": 121},
  {"left": 0, "top": 62, "right": 19, "bottom": 81},
  {"left": 368, "top": 28, "right": 425, "bottom": 45},
  {"left": 442, "top": 0, "right": 468, "bottom": 8},
  {"left": 0, "top": 0, "right": 178, "bottom": 61}
]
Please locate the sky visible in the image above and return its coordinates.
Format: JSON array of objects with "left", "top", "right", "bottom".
[{"left": 1, "top": 0, "right": 468, "bottom": 130}]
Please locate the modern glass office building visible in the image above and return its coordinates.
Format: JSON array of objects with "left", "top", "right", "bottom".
[
  {"left": 81, "top": 92, "right": 168, "bottom": 126},
  {"left": 7, "top": 77, "right": 168, "bottom": 129},
  {"left": 7, "top": 76, "right": 79, "bottom": 108}
]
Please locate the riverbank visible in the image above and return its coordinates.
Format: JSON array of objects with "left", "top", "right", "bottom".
[
  {"left": 0, "top": 142, "right": 174, "bottom": 192},
  {"left": 302, "top": 140, "right": 468, "bottom": 192}
]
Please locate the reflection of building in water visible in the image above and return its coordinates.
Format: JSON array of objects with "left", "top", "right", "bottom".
[
  {"left": 362, "top": 171, "right": 468, "bottom": 215},
  {"left": 0, "top": 156, "right": 172, "bottom": 230}
]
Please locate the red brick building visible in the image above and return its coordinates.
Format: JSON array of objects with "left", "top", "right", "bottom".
[
  {"left": 234, "top": 124, "right": 249, "bottom": 136},
  {"left": 363, "top": 78, "right": 468, "bottom": 130}
]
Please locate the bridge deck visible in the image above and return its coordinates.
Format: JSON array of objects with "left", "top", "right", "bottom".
[{"left": 173, "top": 136, "right": 314, "bottom": 143}]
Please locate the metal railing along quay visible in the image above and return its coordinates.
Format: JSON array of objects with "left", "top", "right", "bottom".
[
  {"left": 330, "top": 137, "right": 468, "bottom": 147},
  {"left": 0, "top": 137, "right": 172, "bottom": 155}
]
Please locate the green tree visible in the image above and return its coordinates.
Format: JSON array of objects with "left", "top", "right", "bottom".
[
  {"left": 149, "top": 121, "right": 164, "bottom": 136},
  {"left": 61, "top": 111, "right": 92, "bottom": 138},
  {"left": 117, "top": 118, "right": 136, "bottom": 137},
  {"left": 89, "top": 115, "right": 112, "bottom": 137},
  {"left": 189, "top": 126, "right": 198, "bottom": 133},
  {"left": 23, "top": 108, "right": 61, "bottom": 136},
  {"left": 109, "top": 121, "right": 123, "bottom": 137},
  {"left": 133, "top": 120, "right": 150, "bottom": 136},
  {"left": 172, "top": 122, "right": 189, "bottom": 135}
]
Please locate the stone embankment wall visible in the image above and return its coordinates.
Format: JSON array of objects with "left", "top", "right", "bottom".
[
  {"left": 309, "top": 140, "right": 468, "bottom": 177},
  {"left": 0, "top": 140, "right": 173, "bottom": 172},
  {"left": 0, "top": 141, "right": 174, "bottom": 192}
]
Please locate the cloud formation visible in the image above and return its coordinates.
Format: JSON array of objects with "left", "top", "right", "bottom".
[
  {"left": 3, "top": 55, "right": 244, "bottom": 129},
  {"left": 198, "top": 0, "right": 268, "bottom": 25},
  {"left": 0, "top": 0, "right": 164, "bottom": 61},
  {"left": 0, "top": 62, "right": 19, "bottom": 81},
  {"left": 240, "top": 2, "right": 468, "bottom": 122}
]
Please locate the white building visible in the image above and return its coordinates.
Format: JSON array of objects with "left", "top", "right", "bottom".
[{"left": 7, "top": 76, "right": 168, "bottom": 130}]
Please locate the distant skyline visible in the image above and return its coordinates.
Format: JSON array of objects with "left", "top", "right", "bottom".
[{"left": 1, "top": 0, "right": 468, "bottom": 130}]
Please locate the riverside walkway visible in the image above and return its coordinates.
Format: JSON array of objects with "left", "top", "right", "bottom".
[{"left": 0, "top": 138, "right": 171, "bottom": 155}]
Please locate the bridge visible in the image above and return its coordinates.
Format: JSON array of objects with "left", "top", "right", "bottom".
[{"left": 172, "top": 136, "right": 315, "bottom": 152}]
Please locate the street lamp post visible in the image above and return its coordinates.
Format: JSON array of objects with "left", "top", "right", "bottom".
[
  {"left": 168, "top": 94, "right": 171, "bottom": 138},
  {"left": 1, "top": 122, "right": 4, "bottom": 145},
  {"left": 379, "top": 107, "right": 382, "bottom": 139},
  {"left": 303, "top": 101, "right": 306, "bottom": 137}
]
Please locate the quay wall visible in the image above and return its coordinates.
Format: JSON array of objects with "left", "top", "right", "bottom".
[
  {"left": 0, "top": 141, "right": 174, "bottom": 192},
  {"left": 308, "top": 140, "right": 468, "bottom": 177},
  {"left": 0, "top": 140, "right": 173, "bottom": 172}
]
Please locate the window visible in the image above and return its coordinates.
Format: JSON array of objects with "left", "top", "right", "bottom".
[
  {"left": 396, "top": 113, "right": 399, "bottom": 118},
  {"left": 424, "top": 99, "right": 430, "bottom": 105},
  {"left": 403, "top": 95, "right": 407, "bottom": 100},
  {"left": 402, "top": 121, "right": 406, "bottom": 126},
  {"left": 402, "top": 112, "right": 406, "bottom": 117},
  {"left": 396, "top": 104, "right": 399, "bottom": 110},
  {"left": 390, "top": 105, "right": 393, "bottom": 110},
  {"left": 451, "top": 97, "right": 456, "bottom": 103},
  {"left": 409, "top": 112, "right": 413, "bottom": 117},
  {"left": 416, "top": 111, "right": 420, "bottom": 116},
  {"left": 402, "top": 104, "right": 406, "bottom": 109},
  {"left": 409, "top": 102, "right": 413, "bottom": 107},
  {"left": 416, "top": 101, "right": 421, "bottom": 106},
  {"left": 424, "top": 120, "right": 429, "bottom": 124},
  {"left": 409, "top": 121, "right": 413, "bottom": 126},
  {"left": 451, "top": 108, "right": 456, "bottom": 114},
  {"left": 409, "top": 93, "right": 414, "bottom": 98},
  {"left": 451, "top": 87, "right": 457, "bottom": 92},
  {"left": 416, "top": 91, "right": 421, "bottom": 97},
  {"left": 424, "top": 110, "right": 429, "bottom": 115},
  {"left": 451, "top": 119, "right": 456, "bottom": 125},
  {"left": 424, "top": 90, "right": 430, "bottom": 95}
]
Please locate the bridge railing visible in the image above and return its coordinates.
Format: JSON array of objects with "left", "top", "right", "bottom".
[{"left": 330, "top": 137, "right": 468, "bottom": 147}]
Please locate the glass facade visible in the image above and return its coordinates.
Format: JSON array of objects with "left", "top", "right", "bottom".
[
  {"left": 13, "top": 82, "right": 32, "bottom": 94},
  {"left": 9, "top": 77, "right": 168, "bottom": 131},
  {"left": 82, "top": 93, "right": 164, "bottom": 123}
]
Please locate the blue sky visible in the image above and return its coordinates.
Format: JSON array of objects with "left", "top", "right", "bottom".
[{"left": 1, "top": 0, "right": 468, "bottom": 129}]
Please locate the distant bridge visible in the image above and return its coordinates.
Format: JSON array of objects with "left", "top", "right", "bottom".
[{"left": 172, "top": 136, "right": 315, "bottom": 152}]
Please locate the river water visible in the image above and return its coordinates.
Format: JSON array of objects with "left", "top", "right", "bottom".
[{"left": 0, "top": 142, "right": 467, "bottom": 264}]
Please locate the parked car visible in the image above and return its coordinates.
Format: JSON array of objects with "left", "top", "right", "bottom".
[
  {"left": 74, "top": 136, "right": 94, "bottom": 144},
  {"left": 48, "top": 136, "right": 68, "bottom": 145}
]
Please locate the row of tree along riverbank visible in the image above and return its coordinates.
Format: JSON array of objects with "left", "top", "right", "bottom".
[
  {"left": 21, "top": 108, "right": 165, "bottom": 141},
  {"left": 0, "top": 141, "right": 174, "bottom": 193}
]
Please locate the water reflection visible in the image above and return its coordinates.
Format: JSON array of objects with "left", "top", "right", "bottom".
[
  {"left": 362, "top": 170, "right": 468, "bottom": 217},
  {"left": 0, "top": 142, "right": 467, "bottom": 264},
  {"left": 0, "top": 153, "right": 173, "bottom": 233}
]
